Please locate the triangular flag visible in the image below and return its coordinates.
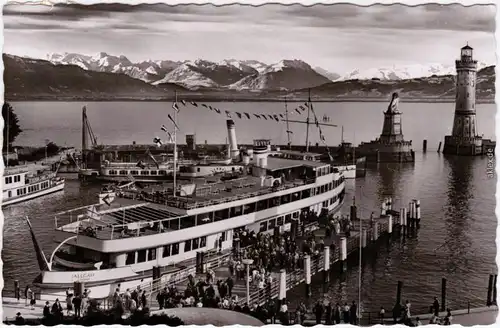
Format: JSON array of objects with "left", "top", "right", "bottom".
[
  {"left": 136, "top": 160, "right": 146, "bottom": 169},
  {"left": 244, "top": 112, "right": 251, "bottom": 119},
  {"left": 202, "top": 104, "right": 208, "bottom": 108},
  {"left": 102, "top": 194, "right": 112, "bottom": 206},
  {"left": 190, "top": 101, "right": 198, "bottom": 107},
  {"left": 225, "top": 111, "right": 232, "bottom": 118},
  {"left": 295, "top": 108, "right": 301, "bottom": 114},
  {"left": 236, "top": 112, "right": 242, "bottom": 119},
  {"left": 168, "top": 114, "right": 180, "bottom": 130},
  {"left": 172, "top": 102, "right": 179, "bottom": 112},
  {"left": 253, "top": 114, "right": 261, "bottom": 119}
]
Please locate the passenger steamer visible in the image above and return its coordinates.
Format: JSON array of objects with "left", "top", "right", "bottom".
[
  {"left": 3, "top": 165, "right": 65, "bottom": 206},
  {"left": 28, "top": 120, "right": 346, "bottom": 300}
]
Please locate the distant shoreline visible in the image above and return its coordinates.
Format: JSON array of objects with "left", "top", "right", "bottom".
[{"left": 6, "top": 96, "right": 496, "bottom": 104}]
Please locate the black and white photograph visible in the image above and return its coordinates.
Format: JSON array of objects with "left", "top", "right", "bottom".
[{"left": 1, "top": 1, "right": 498, "bottom": 326}]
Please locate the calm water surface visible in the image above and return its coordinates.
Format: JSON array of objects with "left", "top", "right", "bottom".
[{"left": 3, "top": 101, "right": 497, "bottom": 313}]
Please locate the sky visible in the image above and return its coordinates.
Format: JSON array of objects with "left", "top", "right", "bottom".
[{"left": 3, "top": 3, "right": 497, "bottom": 73}]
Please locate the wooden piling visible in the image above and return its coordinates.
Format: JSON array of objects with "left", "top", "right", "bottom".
[
  {"left": 437, "top": 141, "right": 442, "bottom": 153},
  {"left": 493, "top": 275, "right": 498, "bottom": 305},
  {"left": 487, "top": 274, "right": 494, "bottom": 306},
  {"left": 423, "top": 139, "right": 427, "bottom": 152},
  {"left": 350, "top": 204, "right": 357, "bottom": 221},
  {"left": 396, "top": 281, "right": 403, "bottom": 305},
  {"left": 304, "top": 255, "right": 312, "bottom": 297},
  {"left": 14, "top": 280, "right": 20, "bottom": 300},
  {"left": 441, "top": 278, "right": 447, "bottom": 311}
]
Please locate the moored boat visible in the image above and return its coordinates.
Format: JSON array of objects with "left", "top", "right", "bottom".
[
  {"left": 2, "top": 165, "right": 65, "bottom": 206},
  {"left": 27, "top": 120, "right": 346, "bottom": 301}
]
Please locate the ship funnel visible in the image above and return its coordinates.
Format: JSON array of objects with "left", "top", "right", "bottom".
[{"left": 226, "top": 120, "right": 240, "bottom": 160}]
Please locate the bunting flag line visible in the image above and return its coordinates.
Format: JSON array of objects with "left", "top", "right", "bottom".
[
  {"left": 168, "top": 96, "right": 323, "bottom": 124},
  {"left": 172, "top": 102, "right": 180, "bottom": 112}
]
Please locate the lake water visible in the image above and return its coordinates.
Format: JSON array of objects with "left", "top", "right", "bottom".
[{"left": 3, "top": 101, "right": 497, "bottom": 314}]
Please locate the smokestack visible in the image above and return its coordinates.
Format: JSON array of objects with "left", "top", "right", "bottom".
[{"left": 226, "top": 120, "right": 240, "bottom": 160}]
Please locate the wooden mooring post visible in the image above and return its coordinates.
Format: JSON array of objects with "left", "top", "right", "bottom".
[
  {"left": 437, "top": 141, "right": 442, "bottom": 153},
  {"left": 279, "top": 269, "right": 286, "bottom": 304},
  {"left": 487, "top": 274, "right": 494, "bottom": 306},
  {"left": 441, "top": 278, "right": 447, "bottom": 312},
  {"left": 423, "top": 139, "right": 427, "bottom": 153}
]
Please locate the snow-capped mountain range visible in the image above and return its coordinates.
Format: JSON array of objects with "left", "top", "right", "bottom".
[{"left": 47, "top": 52, "right": 491, "bottom": 91}]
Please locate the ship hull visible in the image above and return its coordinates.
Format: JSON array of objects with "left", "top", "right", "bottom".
[
  {"left": 34, "top": 191, "right": 345, "bottom": 300},
  {"left": 3, "top": 182, "right": 65, "bottom": 206}
]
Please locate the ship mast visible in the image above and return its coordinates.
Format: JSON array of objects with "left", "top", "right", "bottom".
[
  {"left": 305, "top": 89, "right": 311, "bottom": 152},
  {"left": 173, "top": 91, "right": 178, "bottom": 197},
  {"left": 285, "top": 96, "right": 292, "bottom": 150}
]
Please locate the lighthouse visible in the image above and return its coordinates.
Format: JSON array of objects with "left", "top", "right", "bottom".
[{"left": 443, "top": 44, "right": 484, "bottom": 155}]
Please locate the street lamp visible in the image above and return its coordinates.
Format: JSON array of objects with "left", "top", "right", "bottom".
[{"left": 242, "top": 258, "right": 254, "bottom": 306}]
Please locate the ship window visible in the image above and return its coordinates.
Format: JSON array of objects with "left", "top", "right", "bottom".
[
  {"left": 141, "top": 171, "right": 149, "bottom": 175},
  {"left": 243, "top": 202, "right": 256, "bottom": 214},
  {"left": 323, "top": 201, "right": 328, "bottom": 208},
  {"left": 214, "top": 208, "right": 229, "bottom": 221},
  {"left": 277, "top": 216, "right": 284, "bottom": 226},
  {"left": 200, "top": 236, "right": 207, "bottom": 248},
  {"left": 131, "top": 170, "right": 138, "bottom": 175},
  {"left": 281, "top": 194, "right": 290, "bottom": 204},
  {"left": 230, "top": 206, "right": 242, "bottom": 218},
  {"left": 259, "top": 221, "right": 268, "bottom": 232},
  {"left": 302, "top": 189, "right": 311, "bottom": 199},
  {"left": 285, "top": 214, "right": 292, "bottom": 224},
  {"left": 293, "top": 211, "right": 299, "bottom": 219},
  {"left": 220, "top": 232, "right": 226, "bottom": 242},
  {"left": 169, "top": 218, "right": 180, "bottom": 230},
  {"left": 8, "top": 191, "right": 11, "bottom": 198},
  {"left": 291, "top": 192, "right": 300, "bottom": 202},
  {"left": 256, "top": 199, "right": 269, "bottom": 211},
  {"left": 150, "top": 171, "right": 157, "bottom": 175},
  {"left": 14, "top": 175, "right": 20, "bottom": 182},
  {"left": 159, "top": 170, "right": 166, "bottom": 175},
  {"left": 126, "top": 252, "right": 136, "bottom": 265},
  {"left": 148, "top": 248, "right": 156, "bottom": 261},
  {"left": 163, "top": 245, "right": 171, "bottom": 258},
  {"left": 268, "top": 218, "right": 276, "bottom": 230},
  {"left": 192, "top": 238, "right": 199, "bottom": 250},
  {"left": 5, "top": 177, "right": 10, "bottom": 184},
  {"left": 180, "top": 216, "right": 196, "bottom": 229},
  {"left": 119, "top": 170, "right": 127, "bottom": 175},
  {"left": 172, "top": 243, "right": 179, "bottom": 255},
  {"left": 137, "top": 250, "right": 146, "bottom": 263},
  {"left": 197, "top": 212, "right": 213, "bottom": 225},
  {"left": 184, "top": 240, "right": 192, "bottom": 252},
  {"left": 269, "top": 197, "right": 281, "bottom": 207},
  {"left": 197, "top": 168, "right": 201, "bottom": 172}
]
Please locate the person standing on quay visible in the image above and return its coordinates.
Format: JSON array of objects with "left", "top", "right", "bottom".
[
  {"left": 314, "top": 301, "right": 324, "bottom": 324},
  {"left": 379, "top": 306, "right": 385, "bottom": 324},
  {"left": 433, "top": 297, "right": 440, "bottom": 316},
  {"left": 343, "top": 302, "right": 351, "bottom": 323},
  {"left": 334, "top": 303, "right": 342, "bottom": 324},
  {"left": 350, "top": 301, "right": 358, "bottom": 324}
]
